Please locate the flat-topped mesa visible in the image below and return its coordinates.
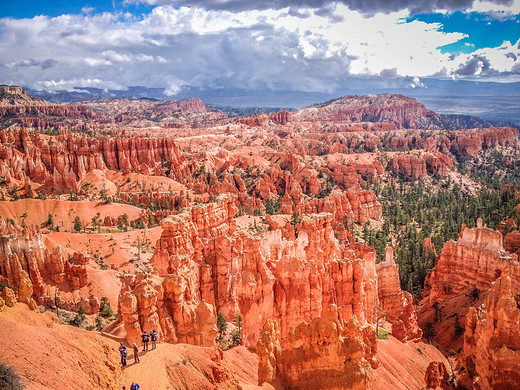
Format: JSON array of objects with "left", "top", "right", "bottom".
[
  {"left": 0, "top": 85, "right": 26, "bottom": 96},
  {"left": 0, "top": 128, "right": 187, "bottom": 193},
  {"left": 460, "top": 276, "right": 520, "bottom": 389},
  {"left": 375, "top": 247, "right": 422, "bottom": 342},
  {"left": 257, "top": 305, "right": 377, "bottom": 389},
  {"left": 0, "top": 218, "right": 96, "bottom": 313},
  {"left": 147, "top": 97, "right": 208, "bottom": 113},
  {"left": 295, "top": 94, "right": 438, "bottom": 129},
  {"left": 423, "top": 219, "right": 519, "bottom": 304}
]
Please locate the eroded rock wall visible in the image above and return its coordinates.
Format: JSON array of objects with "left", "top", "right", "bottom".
[
  {"left": 257, "top": 305, "right": 377, "bottom": 389},
  {"left": 121, "top": 195, "right": 382, "bottom": 347}
]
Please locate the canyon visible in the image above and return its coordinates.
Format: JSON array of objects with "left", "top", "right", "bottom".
[{"left": 0, "top": 86, "right": 519, "bottom": 389}]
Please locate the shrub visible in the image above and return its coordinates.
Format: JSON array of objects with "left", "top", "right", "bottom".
[
  {"left": 101, "top": 305, "right": 114, "bottom": 318},
  {"left": 0, "top": 361, "right": 25, "bottom": 390},
  {"left": 72, "top": 307, "right": 86, "bottom": 327}
]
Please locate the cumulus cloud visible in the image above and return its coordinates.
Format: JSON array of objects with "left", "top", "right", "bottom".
[
  {"left": 466, "top": 0, "right": 520, "bottom": 19},
  {"left": 0, "top": 4, "right": 519, "bottom": 94},
  {"left": 164, "top": 81, "right": 184, "bottom": 96},
  {"left": 409, "top": 76, "right": 426, "bottom": 88}
]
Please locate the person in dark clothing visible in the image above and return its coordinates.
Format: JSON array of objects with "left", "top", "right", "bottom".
[
  {"left": 150, "top": 329, "right": 158, "bottom": 349},
  {"left": 133, "top": 343, "right": 140, "bottom": 363},
  {"left": 141, "top": 331, "right": 150, "bottom": 351},
  {"left": 130, "top": 382, "right": 140, "bottom": 390},
  {"left": 119, "top": 343, "right": 127, "bottom": 367}
]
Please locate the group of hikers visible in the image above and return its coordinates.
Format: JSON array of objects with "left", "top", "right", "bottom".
[
  {"left": 118, "top": 329, "right": 159, "bottom": 389},
  {"left": 119, "top": 330, "right": 159, "bottom": 366}
]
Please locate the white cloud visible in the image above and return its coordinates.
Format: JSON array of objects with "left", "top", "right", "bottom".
[
  {"left": 409, "top": 76, "right": 426, "bottom": 88},
  {"left": 0, "top": 4, "right": 518, "bottom": 94},
  {"left": 81, "top": 6, "right": 95, "bottom": 14},
  {"left": 101, "top": 50, "right": 132, "bottom": 62},
  {"left": 34, "top": 78, "right": 127, "bottom": 92},
  {"left": 85, "top": 58, "right": 113, "bottom": 66},
  {"left": 466, "top": 0, "right": 520, "bottom": 18},
  {"left": 164, "top": 81, "right": 183, "bottom": 96}
]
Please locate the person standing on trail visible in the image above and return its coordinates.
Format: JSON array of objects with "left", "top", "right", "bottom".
[
  {"left": 130, "top": 382, "right": 140, "bottom": 390},
  {"left": 119, "top": 343, "right": 127, "bottom": 367},
  {"left": 141, "top": 331, "right": 150, "bottom": 351},
  {"left": 151, "top": 329, "right": 158, "bottom": 349},
  {"left": 133, "top": 343, "right": 140, "bottom": 363}
]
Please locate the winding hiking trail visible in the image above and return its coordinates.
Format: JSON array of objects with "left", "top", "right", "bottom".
[{"left": 118, "top": 342, "right": 261, "bottom": 389}]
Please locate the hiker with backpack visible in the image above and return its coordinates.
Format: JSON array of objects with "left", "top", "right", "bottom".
[
  {"left": 130, "top": 382, "right": 140, "bottom": 390},
  {"left": 151, "top": 329, "right": 158, "bottom": 349},
  {"left": 133, "top": 343, "right": 140, "bottom": 363},
  {"left": 141, "top": 331, "right": 150, "bottom": 351},
  {"left": 119, "top": 343, "right": 127, "bottom": 367}
]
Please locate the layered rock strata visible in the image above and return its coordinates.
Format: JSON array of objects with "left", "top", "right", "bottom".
[
  {"left": 257, "top": 305, "right": 377, "bottom": 389},
  {"left": 0, "top": 128, "right": 187, "bottom": 192}
]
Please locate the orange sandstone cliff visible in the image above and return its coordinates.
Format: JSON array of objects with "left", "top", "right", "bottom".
[
  {"left": 376, "top": 247, "right": 422, "bottom": 342},
  {"left": 257, "top": 305, "right": 377, "bottom": 389},
  {"left": 120, "top": 195, "right": 381, "bottom": 348}
]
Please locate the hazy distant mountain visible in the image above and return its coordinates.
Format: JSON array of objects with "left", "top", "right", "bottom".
[
  {"left": 19, "top": 84, "right": 520, "bottom": 129},
  {"left": 26, "top": 77, "right": 520, "bottom": 125}
]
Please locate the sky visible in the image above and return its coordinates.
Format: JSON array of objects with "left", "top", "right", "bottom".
[{"left": 0, "top": 0, "right": 519, "bottom": 102}]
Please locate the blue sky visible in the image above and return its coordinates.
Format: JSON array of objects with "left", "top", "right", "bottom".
[
  {"left": 0, "top": 0, "right": 152, "bottom": 18},
  {"left": 409, "top": 11, "right": 520, "bottom": 54},
  {"left": 0, "top": 0, "right": 519, "bottom": 97}
]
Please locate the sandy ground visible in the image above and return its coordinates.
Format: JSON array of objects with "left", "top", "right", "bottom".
[
  {"left": 44, "top": 226, "right": 163, "bottom": 270},
  {"left": 37, "top": 227, "right": 162, "bottom": 307},
  {"left": 1, "top": 304, "right": 263, "bottom": 390},
  {"left": 1, "top": 302, "right": 452, "bottom": 390},
  {"left": 0, "top": 304, "right": 121, "bottom": 390},
  {"left": 373, "top": 335, "right": 451, "bottom": 390},
  {"left": 106, "top": 171, "right": 186, "bottom": 193},
  {"left": 0, "top": 198, "right": 143, "bottom": 230}
]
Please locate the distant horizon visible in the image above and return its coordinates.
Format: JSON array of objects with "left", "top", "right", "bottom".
[
  {"left": 1, "top": 1, "right": 519, "bottom": 106},
  {"left": 17, "top": 79, "right": 520, "bottom": 125}
]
